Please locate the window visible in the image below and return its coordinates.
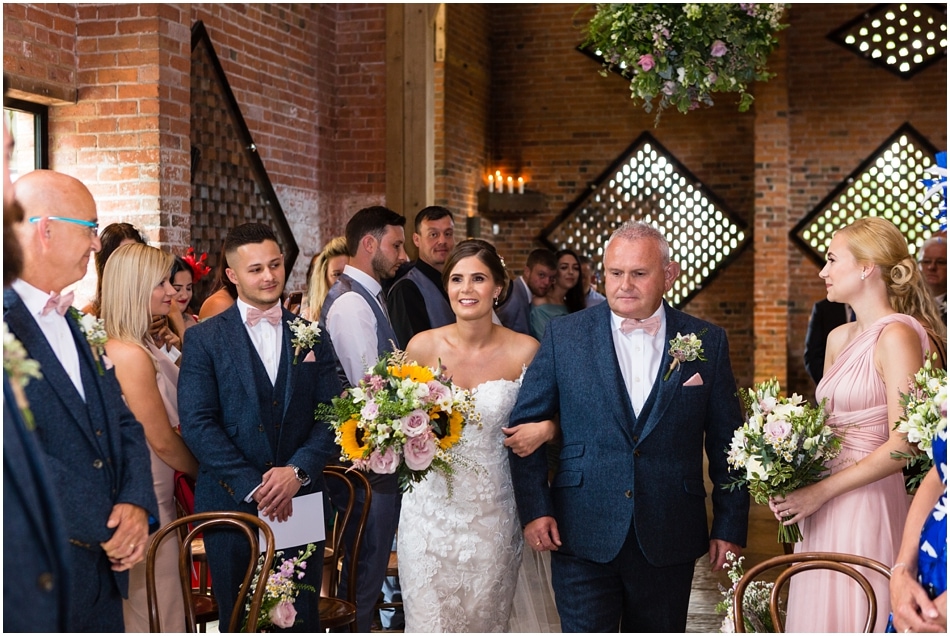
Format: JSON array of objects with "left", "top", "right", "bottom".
[{"left": 4, "top": 98, "right": 48, "bottom": 180}]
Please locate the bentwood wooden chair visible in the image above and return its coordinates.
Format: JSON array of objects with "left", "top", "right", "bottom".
[
  {"left": 320, "top": 466, "right": 372, "bottom": 632},
  {"left": 173, "top": 473, "right": 218, "bottom": 632},
  {"left": 145, "top": 511, "right": 276, "bottom": 633},
  {"left": 732, "top": 551, "right": 891, "bottom": 633}
]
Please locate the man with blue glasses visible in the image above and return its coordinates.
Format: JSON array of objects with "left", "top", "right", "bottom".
[{"left": 4, "top": 169, "right": 157, "bottom": 631}]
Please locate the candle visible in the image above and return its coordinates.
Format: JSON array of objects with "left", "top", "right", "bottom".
[
  {"left": 518, "top": 177, "right": 524, "bottom": 195},
  {"left": 507, "top": 176, "right": 514, "bottom": 194},
  {"left": 488, "top": 174, "right": 494, "bottom": 193}
]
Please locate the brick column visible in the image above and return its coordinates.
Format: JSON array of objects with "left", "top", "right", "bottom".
[{"left": 753, "top": 27, "right": 791, "bottom": 385}]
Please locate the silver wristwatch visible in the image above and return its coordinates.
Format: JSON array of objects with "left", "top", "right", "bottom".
[{"left": 289, "top": 465, "right": 309, "bottom": 485}]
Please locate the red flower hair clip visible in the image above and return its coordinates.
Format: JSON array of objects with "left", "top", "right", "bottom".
[{"left": 183, "top": 247, "right": 212, "bottom": 283}]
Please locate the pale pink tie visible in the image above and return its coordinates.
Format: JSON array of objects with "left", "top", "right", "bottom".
[
  {"left": 246, "top": 305, "right": 282, "bottom": 327},
  {"left": 620, "top": 315, "right": 660, "bottom": 336},
  {"left": 41, "top": 290, "right": 75, "bottom": 316}
]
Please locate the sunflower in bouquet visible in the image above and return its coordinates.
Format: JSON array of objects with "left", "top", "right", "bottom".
[
  {"left": 321, "top": 349, "right": 480, "bottom": 493},
  {"left": 724, "top": 377, "right": 841, "bottom": 543}
]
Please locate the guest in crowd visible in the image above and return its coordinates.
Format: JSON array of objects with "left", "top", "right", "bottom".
[
  {"left": 3, "top": 83, "right": 71, "bottom": 632},
  {"left": 496, "top": 248, "right": 557, "bottom": 337},
  {"left": 887, "top": 424, "right": 947, "bottom": 634},
  {"left": 197, "top": 242, "right": 237, "bottom": 321},
  {"left": 803, "top": 299, "right": 853, "bottom": 385},
  {"left": 5, "top": 169, "right": 157, "bottom": 631},
  {"left": 80, "top": 221, "right": 146, "bottom": 316},
  {"left": 529, "top": 248, "right": 585, "bottom": 340},
  {"left": 388, "top": 205, "right": 457, "bottom": 348},
  {"left": 302, "top": 235, "right": 347, "bottom": 322},
  {"left": 579, "top": 253, "right": 606, "bottom": 307},
  {"left": 100, "top": 243, "right": 198, "bottom": 632},
  {"left": 179, "top": 222, "right": 340, "bottom": 631},
  {"left": 918, "top": 232, "right": 947, "bottom": 325},
  {"left": 167, "top": 248, "right": 212, "bottom": 339},
  {"left": 320, "top": 206, "right": 408, "bottom": 633},
  {"left": 770, "top": 216, "right": 944, "bottom": 632}
]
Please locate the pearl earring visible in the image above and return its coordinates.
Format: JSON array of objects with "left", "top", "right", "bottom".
[{"left": 861, "top": 271, "right": 866, "bottom": 280}]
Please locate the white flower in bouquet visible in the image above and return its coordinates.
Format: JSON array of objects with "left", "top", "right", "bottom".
[
  {"left": 892, "top": 354, "right": 948, "bottom": 491},
  {"left": 715, "top": 551, "right": 781, "bottom": 633},
  {"left": 725, "top": 377, "right": 841, "bottom": 543},
  {"left": 287, "top": 317, "right": 321, "bottom": 364}
]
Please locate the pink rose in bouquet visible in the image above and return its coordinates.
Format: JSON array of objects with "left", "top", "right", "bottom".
[
  {"left": 401, "top": 409, "right": 431, "bottom": 438},
  {"left": 270, "top": 600, "right": 297, "bottom": 629},
  {"left": 403, "top": 434, "right": 438, "bottom": 471},
  {"left": 368, "top": 447, "right": 400, "bottom": 474}
]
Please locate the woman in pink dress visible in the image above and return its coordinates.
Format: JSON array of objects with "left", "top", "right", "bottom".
[
  {"left": 101, "top": 243, "right": 199, "bottom": 632},
  {"left": 769, "top": 217, "right": 946, "bottom": 632}
]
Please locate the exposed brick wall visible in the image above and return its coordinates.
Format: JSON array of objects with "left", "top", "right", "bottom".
[{"left": 3, "top": 2, "right": 78, "bottom": 100}]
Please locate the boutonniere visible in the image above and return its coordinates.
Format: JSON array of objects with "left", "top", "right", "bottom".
[
  {"left": 288, "top": 317, "right": 321, "bottom": 365},
  {"left": 663, "top": 329, "right": 707, "bottom": 381},
  {"left": 3, "top": 321, "right": 42, "bottom": 429},
  {"left": 69, "top": 308, "right": 108, "bottom": 375}
]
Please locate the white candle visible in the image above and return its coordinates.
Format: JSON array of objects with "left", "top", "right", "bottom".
[
  {"left": 507, "top": 176, "right": 513, "bottom": 194},
  {"left": 488, "top": 174, "right": 494, "bottom": 192},
  {"left": 518, "top": 177, "right": 524, "bottom": 195}
]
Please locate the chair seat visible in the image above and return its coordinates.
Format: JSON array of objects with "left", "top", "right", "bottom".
[{"left": 319, "top": 596, "right": 357, "bottom": 629}]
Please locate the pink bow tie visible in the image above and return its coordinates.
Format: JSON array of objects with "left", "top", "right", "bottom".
[
  {"left": 620, "top": 315, "right": 661, "bottom": 336},
  {"left": 41, "top": 291, "right": 74, "bottom": 316},
  {"left": 246, "top": 305, "right": 282, "bottom": 327}
]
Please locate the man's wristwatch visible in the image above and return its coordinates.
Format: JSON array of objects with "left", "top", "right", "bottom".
[{"left": 289, "top": 465, "right": 310, "bottom": 485}]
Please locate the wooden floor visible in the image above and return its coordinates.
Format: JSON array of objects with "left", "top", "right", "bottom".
[{"left": 686, "top": 496, "right": 787, "bottom": 632}]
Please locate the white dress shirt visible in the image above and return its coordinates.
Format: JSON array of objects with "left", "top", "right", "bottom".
[
  {"left": 610, "top": 304, "right": 666, "bottom": 416},
  {"left": 236, "top": 298, "right": 283, "bottom": 385},
  {"left": 12, "top": 279, "right": 85, "bottom": 399},
  {"left": 325, "top": 265, "right": 387, "bottom": 386}
]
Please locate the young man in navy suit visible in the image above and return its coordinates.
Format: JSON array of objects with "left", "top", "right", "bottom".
[
  {"left": 509, "top": 221, "right": 749, "bottom": 632},
  {"left": 179, "top": 223, "right": 342, "bottom": 631},
  {"left": 4, "top": 169, "right": 158, "bottom": 632}
]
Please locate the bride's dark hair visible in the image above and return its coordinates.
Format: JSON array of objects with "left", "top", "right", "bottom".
[{"left": 442, "top": 239, "right": 509, "bottom": 301}]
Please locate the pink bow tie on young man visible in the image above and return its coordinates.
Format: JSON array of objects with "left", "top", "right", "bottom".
[
  {"left": 620, "top": 315, "right": 661, "bottom": 336},
  {"left": 246, "top": 305, "right": 282, "bottom": 327},
  {"left": 41, "top": 290, "right": 75, "bottom": 316}
]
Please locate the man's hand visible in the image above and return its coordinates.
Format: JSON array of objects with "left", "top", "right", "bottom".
[
  {"left": 524, "top": 516, "right": 561, "bottom": 552},
  {"left": 709, "top": 539, "right": 741, "bottom": 572},
  {"left": 253, "top": 466, "right": 300, "bottom": 522},
  {"left": 100, "top": 503, "right": 150, "bottom": 571}
]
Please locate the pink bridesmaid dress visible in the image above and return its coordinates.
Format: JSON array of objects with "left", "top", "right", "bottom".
[{"left": 785, "top": 314, "right": 929, "bottom": 632}]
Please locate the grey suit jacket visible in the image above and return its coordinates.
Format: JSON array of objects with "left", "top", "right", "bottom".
[{"left": 509, "top": 301, "right": 749, "bottom": 566}]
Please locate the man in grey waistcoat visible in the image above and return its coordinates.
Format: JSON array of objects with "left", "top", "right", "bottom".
[{"left": 320, "top": 205, "right": 408, "bottom": 632}]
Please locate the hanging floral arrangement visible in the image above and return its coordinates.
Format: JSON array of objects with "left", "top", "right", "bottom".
[{"left": 583, "top": 4, "right": 789, "bottom": 123}]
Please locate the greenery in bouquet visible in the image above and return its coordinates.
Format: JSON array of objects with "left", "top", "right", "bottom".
[
  {"left": 241, "top": 543, "right": 317, "bottom": 632},
  {"left": 582, "top": 3, "right": 788, "bottom": 123},
  {"left": 319, "top": 349, "right": 481, "bottom": 493},
  {"left": 715, "top": 551, "right": 781, "bottom": 633},
  {"left": 891, "top": 353, "right": 948, "bottom": 492},
  {"left": 724, "top": 377, "right": 840, "bottom": 543}
]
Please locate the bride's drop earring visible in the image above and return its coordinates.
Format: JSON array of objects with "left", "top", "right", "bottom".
[{"left": 860, "top": 271, "right": 866, "bottom": 280}]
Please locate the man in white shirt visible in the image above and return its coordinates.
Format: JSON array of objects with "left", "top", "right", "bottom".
[
  {"left": 496, "top": 247, "right": 557, "bottom": 336},
  {"left": 179, "top": 222, "right": 341, "bottom": 630},
  {"left": 4, "top": 169, "right": 157, "bottom": 631},
  {"left": 320, "top": 205, "right": 408, "bottom": 632},
  {"left": 579, "top": 253, "right": 607, "bottom": 307}
]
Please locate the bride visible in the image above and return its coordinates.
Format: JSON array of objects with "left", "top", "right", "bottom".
[{"left": 398, "top": 239, "right": 560, "bottom": 632}]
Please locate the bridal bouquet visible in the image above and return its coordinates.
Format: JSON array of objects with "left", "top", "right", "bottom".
[
  {"left": 241, "top": 543, "right": 317, "bottom": 632},
  {"left": 891, "top": 353, "right": 947, "bottom": 492},
  {"left": 715, "top": 551, "right": 781, "bottom": 633},
  {"left": 724, "top": 377, "right": 840, "bottom": 543},
  {"left": 321, "top": 349, "right": 480, "bottom": 493}
]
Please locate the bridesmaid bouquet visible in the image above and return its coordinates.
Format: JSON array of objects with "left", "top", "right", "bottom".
[
  {"left": 891, "top": 353, "right": 948, "bottom": 492},
  {"left": 724, "top": 377, "right": 840, "bottom": 543},
  {"left": 715, "top": 551, "right": 781, "bottom": 633},
  {"left": 321, "top": 349, "right": 480, "bottom": 493},
  {"left": 241, "top": 543, "right": 317, "bottom": 631}
]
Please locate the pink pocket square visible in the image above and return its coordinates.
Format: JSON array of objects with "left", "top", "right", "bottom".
[
  {"left": 683, "top": 373, "right": 703, "bottom": 387},
  {"left": 302, "top": 350, "right": 316, "bottom": 363}
]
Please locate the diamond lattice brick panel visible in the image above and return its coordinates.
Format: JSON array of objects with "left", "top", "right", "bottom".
[
  {"left": 828, "top": 3, "right": 947, "bottom": 79},
  {"left": 541, "top": 133, "right": 749, "bottom": 308},
  {"left": 190, "top": 21, "right": 298, "bottom": 304},
  {"left": 791, "top": 124, "right": 942, "bottom": 267}
]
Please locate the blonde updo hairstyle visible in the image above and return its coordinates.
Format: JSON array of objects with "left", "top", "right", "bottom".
[
  {"left": 101, "top": 243, "right": 175, "bottom": 348},
  {"left": 838, "top": 217, "right": 946, "bottom": 345}
]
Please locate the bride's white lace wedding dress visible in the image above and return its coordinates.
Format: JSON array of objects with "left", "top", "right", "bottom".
[{"left": 397, "top": 377, "right": 559, "bottom": 633}]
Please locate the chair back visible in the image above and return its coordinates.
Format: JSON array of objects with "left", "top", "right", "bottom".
[
  {"left": 320, "top": 466, "right": 372, "bottom": 630},
  {"left": 145, "top": 511, "right": 276, "bottom": 633},
  {"left": 732, "top": 551, "right": 891, "bottom": 633}
]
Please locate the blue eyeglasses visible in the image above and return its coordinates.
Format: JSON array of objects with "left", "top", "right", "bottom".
[{"left": 29, "top": 216, "right": 100, "bottom": 234}]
